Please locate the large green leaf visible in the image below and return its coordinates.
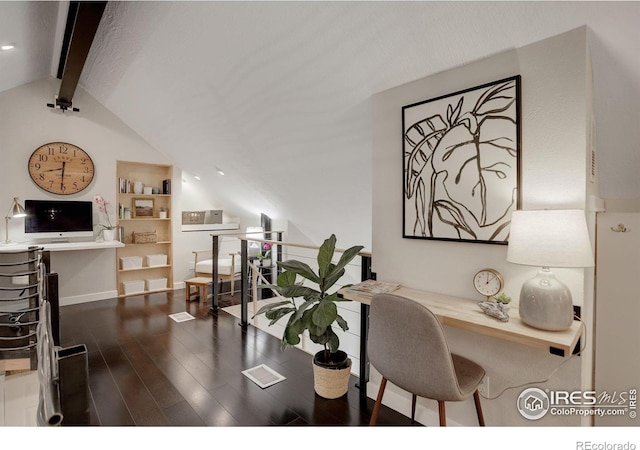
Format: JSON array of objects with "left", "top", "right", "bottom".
[
  {"left": 278, "top": 260, "right": 320, "bottom": 284},
  {"left": 317, "top": 234, "right": 336, "bottom": 281},
  {"left": 291, "top": 299, "right": 318, "bottom": 322},
  {"left": 309, "top": 328, "right": 329, "bottom": 345},
  {"left": 278, "top": 284, "right": 320, "bottom": 300},
  {"left": 312, "top": 299, "right": 337, "bottom": 328},
  {"left": 254, "top": 300, "right": 291, "bottom": 316},
  {"left": 335, "top": 313, "right": 349, "bottom": 332},
  {"left": 284, "top": 317, "right": 304, "bottom": 346},
  {"left": 322, "top": 267, "right": 345, "bottom": 293},
  {"left": 277, "top": 270, "right": 297, "bottom": 287},
  {"left": 326, "top": 328, "right": 340, "bottom": 353},
  {"left": 265, "top": 307, "right": 295, "bottom": 326},
  {"left": 323, "top": 244, "right": 364, "bottom": 291}
]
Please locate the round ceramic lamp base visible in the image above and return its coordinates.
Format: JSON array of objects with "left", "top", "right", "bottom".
[{"left": 518, "top": 268, "right": 574, "bottom": 331}]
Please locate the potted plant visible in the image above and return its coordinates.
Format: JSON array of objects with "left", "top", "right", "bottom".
[
  {"left": 254, "top": 234, "right": 364, "bottom": 399},
  {"left": 159, "top": 206, "right": 168, "bottom": 219},
  {"left": 256, "top": 242, "right": 271, "bottom": 267},
  {"left": 93, "top": 195, "right": 116, "bottom": 241}
]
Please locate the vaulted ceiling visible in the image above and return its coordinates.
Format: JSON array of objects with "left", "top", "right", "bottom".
[{"left": 2, "top": 1, "right": 640, "bottom": 242}]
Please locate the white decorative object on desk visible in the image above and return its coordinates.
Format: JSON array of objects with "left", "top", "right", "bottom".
[
  {"left": 478, "top": 301, "right": 510, "bottom": 322},
  {"left": 507, "top": 209, "right": 594, "bottom": 331}
]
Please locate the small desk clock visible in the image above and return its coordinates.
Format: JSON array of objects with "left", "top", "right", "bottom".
[{"left": 473, "top": 268, "right": 504, "bottom": 300}]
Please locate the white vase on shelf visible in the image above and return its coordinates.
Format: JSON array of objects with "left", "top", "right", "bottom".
[
  {"left": 103, "top": 229, "right": 116, "bottom": 242},
  {"left": 133, "top": 181, "right": 144, "bottom": 194}
]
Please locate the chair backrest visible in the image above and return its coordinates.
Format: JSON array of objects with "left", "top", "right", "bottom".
[{"left": 368, "top": 293, "right": 465, "bottom": 401}]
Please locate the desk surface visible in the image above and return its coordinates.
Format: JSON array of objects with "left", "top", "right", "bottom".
[
  {"left": 0, "top": 240, "right": 124, "bottom": 252},
  {"left": 338, "top": 285, "right": 582, "bottom": 356}
]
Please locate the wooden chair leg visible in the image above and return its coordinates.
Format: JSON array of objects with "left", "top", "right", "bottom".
[
  {"left": 411, "top": 394, "right": 417, "bottom": 424},
  {"left": 473, "top": 390, "right": 485, "bottom": 426},
  {"left": 369, "top": 377, "right": 387, "bottom": 426},
  {"left": 438, "top": 400, "right": 446, "bottom": 426}
]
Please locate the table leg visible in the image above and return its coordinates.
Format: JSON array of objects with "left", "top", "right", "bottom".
[{"left": 357, "top": 303, "right": 370, "bottom": 404}]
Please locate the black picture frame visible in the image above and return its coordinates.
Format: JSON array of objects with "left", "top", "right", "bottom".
[{"left": 402, "top": 75, "right": 521, "bottom": 244}]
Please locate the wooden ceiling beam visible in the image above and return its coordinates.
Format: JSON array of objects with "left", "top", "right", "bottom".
[{"left": 56, "top": 1, "right": 107, "bottom": 110}]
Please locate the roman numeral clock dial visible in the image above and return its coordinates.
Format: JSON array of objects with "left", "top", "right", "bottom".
[{"left": 28, "top": 142, "right": 95, "bottom": 195}]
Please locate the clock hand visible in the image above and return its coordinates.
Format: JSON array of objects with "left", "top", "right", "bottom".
[
  {"left": 41, "top": 166, "right": 63, "bottom": 172},
  {"left": 60, "top": 161, "right": 66, "bottom": 190}
]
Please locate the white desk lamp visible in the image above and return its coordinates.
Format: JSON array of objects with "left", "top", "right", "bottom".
[
  {"left": 507, "top": 209, "right": 594, "bottom": 331},
  {"left": 4, "top": 197, "right": 26, "bottom": 244}
]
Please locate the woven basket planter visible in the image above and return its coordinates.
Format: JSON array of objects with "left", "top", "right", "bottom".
[{"left": 312, "top": 355, "right": 352, "bottom": 399}]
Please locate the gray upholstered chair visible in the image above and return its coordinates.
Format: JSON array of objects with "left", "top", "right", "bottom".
[{"left": 368, "top": 293, "right": 485, "bottom": 426}]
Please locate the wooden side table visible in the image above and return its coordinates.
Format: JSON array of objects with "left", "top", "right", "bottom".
[{"left": 185, "top": 276, "right": 211, "bottom": 301}]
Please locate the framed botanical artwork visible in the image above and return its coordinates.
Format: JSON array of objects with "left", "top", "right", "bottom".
[
  {"left": 132, "top": 198, "right": 155, "bottom": 218},
  {"left": 402, "top": 75, "right": 521, "bottom": 244}
]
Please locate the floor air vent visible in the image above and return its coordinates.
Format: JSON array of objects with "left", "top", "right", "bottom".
[
  {"left": 242, "top": 364, "right": 286, "bottom": 389},
  {"left": 168, "top": 312, "right": 195, "bottom": 323}
]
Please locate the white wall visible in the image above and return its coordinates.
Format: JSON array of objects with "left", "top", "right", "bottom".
[
  {"left": 0, "top": 77, "right": 256, "bottom": 304},
  {"left": 371, "top": 28, "right": 594, "bottom": 426},
  {"left": 0, "top": 78, "right": 169, "bottom": 303}
]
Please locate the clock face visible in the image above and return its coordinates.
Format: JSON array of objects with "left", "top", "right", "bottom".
[
  {"left": 28, "top": 142, "right": 95, "bottom": 195},
  {"left": 473, "top": 268, "right": 504, "bottom": 299}
]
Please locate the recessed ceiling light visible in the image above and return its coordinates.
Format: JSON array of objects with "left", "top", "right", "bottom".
[
  {"left": 194, "top": 175, "right": 201, "bottom": 181},
  {"left": 1, "top": 44, "right": 15, "bottom": 51},
  {"left": 216, "top": 167, "right": 225, "bottom": 176}
]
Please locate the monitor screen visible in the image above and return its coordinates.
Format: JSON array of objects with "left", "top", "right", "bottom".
[{"left": 24, "top": 200, "right": 93, "bottom": 235}]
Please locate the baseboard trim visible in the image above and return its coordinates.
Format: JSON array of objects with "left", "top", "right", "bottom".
[{"left": 60, "top": 290, "right": 119, "bottom": 306}]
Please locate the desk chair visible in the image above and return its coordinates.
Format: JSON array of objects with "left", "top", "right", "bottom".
[{"left": 368, "top": 293, "right": 485, "bottom": 426}]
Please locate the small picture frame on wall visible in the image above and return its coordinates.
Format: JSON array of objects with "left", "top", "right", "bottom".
[
  {"left": 133, "top": 198, "right": 155, "bottom": 218},
  {"left": 402, "top": 75, "right": 521, "bottom": 245}
]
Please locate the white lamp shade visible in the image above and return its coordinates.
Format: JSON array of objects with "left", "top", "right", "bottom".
[{"left": 507, "top": 209, "right": 594, "bottom": 268}]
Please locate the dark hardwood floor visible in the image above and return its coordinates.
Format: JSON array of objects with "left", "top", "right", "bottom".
[{"left": 58, "top": 287, "right": 414, "bottom": 427}]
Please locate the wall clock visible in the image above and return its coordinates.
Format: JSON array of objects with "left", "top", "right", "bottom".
[
  {"left": 473, "top": 268, "right": 504, "bottom": 300},
  {"left": 28, "top": 142, "right": 95, "bottom": 195}
]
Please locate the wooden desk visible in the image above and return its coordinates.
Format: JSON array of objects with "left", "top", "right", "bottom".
[
  {"left": 339, "top": 286, "right": 582, "bottom": 356},
  {"left": 338, "top": 285, "right": 583, "bottom": 401}
]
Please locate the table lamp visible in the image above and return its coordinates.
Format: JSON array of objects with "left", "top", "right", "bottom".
[
  {"left": 5, "top": 197, "right": 26, "bottom": 244},
  {"left": 506, "top": 209, "right": 594, "bottom": 331}
]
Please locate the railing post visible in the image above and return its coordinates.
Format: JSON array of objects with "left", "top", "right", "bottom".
[
  {"left": 240, "top": 239, "right": 248, "bottom": 328},
  {"left": 276, "top": 232, "right": 283, "bottom": 277},
  {"left": 46, "top": 272, "right": 60, "bottom": 347},
  {"left": 209, "top": 234, "right": 220, "bottom": 314},
  {"left": 358, "top": 253, "right": 373, "bottom": 404}
]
